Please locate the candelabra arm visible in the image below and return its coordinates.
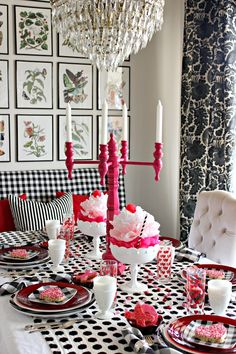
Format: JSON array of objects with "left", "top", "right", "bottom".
[
  {"left": 65, "top": 142, "right": 74, "bottom": 180},
  {"left": 153, "top": 142, "right": 163, "bottom": 182},
  {"left": 120, "top": 140, "right": 128, "bottom": 175},
  {"left": 98, "top": 144, "right": 108, "bottom": 186}
]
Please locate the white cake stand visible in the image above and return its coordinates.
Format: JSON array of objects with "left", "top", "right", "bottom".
[
  {"left": 110, "top": 244, "right": 159, "bottom": 293},
  {"left": 77, "top": 221, "right": 106, "bottom": 260}
]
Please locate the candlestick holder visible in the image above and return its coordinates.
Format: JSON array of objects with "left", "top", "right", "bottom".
[{"left": 65, "top": 134, "right": 163, "bottom": 263}]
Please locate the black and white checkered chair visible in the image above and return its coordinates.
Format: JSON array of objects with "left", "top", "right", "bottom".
[{"left": 0, "top": 168, "right": 126, "bottom": 207}]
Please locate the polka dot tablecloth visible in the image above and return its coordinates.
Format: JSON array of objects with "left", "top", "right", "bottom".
[{"left": 1, "top": 232, "right": 236, "bottom": 354}]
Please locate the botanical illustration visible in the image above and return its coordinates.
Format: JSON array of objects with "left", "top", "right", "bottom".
[
  {"left": 63, "top": 69, "right": 88, "bottom": 104},
  {"left": 23, "top": 120, "right": 46, "bottom": 158},
  {"left": 98, "top": 115, "right": 130, "bottom": 150},
  {"left": 0, "top": 115, "right": 10, "bottom": 161},
  {"left": 0, "top": 5, "right": 8, "bottom": 54},
  {"left": 16, "top": 61, "right": 52, "bottom": 108},
  {"left": 17, "top": 115, "right": 53, "bottom": 161},
  {"left": 15, "top": 6, "right": 52, "bottom": 55},
  {"left": 0, "top": 60, "right": 9, "bottom": 108},
  {"left": 99, "top": 67, "right": 130, "bottom": 110},
  {"left": 58, "top": 35, "right": 84, "bottom": 57},
  {"left": 59, "top": 63, "right": 92, "bottom": 109},
  {"left": 59, "top": 115, "right": 92, "bottom": 160},
  {"left": 22, "top": 68, "right": 47, "bottom": 104}
]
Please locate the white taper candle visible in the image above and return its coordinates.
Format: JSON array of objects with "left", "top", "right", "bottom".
[
  {"left": 155, "top": 100, "right": 163, "bottom": 143},
  {"left": 66, "top": 102, "right": 72, "bottom": 142},
  {"left": 122, "top": 103, "right": 128, "bottom": 141},
  {"left": 101, "top": 100, "right": 108, "bottom": 144}
]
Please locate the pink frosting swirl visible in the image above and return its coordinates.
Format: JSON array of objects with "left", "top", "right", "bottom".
[{"left": 79, "top": 192, "right": 108, "bottom": 222}]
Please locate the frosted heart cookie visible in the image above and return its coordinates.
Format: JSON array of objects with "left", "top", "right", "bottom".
[
  {"left": 39, "top": 287, "right": 65, "bottom": 303},
  {"left": 206, "top": 269, "right": 225, "bottom": 279},
  {"left": 9, "top": 249, "right": 29, "bottom": 259},
  {"left": 194, "top": 323, "right": 227, "bottom": 343}
]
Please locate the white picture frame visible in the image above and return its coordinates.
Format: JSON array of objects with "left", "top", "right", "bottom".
[
  {"left": 0, "top": 5, "right": 9, "bottom": 54},
  {"left": 16, "top": 60, "right": 53, "bottom": 109},
  {"left": 98, "top": 66, "right": 130, "bottom": 110},
  {"left": 14, "top": 6, "right": 52, "bottom": 56},
  {"left": 0, "top": 60, "right": 9, "bottom": 108},
  {"left": 58, "top": 63, "right": 93, "bottom": 110},
  {"left": 0, "top": 114, "right": 10, "bottom": 162},
  {"left": 17, "top": 114, "right": 53, "bottom": 162},
  {"left": 58, "top": 115, "right": 93, "bottom": 160}
]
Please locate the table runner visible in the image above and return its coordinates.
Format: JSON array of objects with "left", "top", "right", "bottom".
[{"left": 1, "top": 232, "right": 236, "bottom": 354}]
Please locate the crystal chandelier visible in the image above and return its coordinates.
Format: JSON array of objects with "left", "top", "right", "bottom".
[{"left": 50, "top": 0, "right": 165, "bottom": 71}]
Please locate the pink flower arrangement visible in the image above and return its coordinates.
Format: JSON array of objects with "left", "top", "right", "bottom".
[
  {"left": 110, "top": 204, "right": 160, "bottom": 243},
  {"left": 80, "top": 190, "right": 108, "bottom": 221}
]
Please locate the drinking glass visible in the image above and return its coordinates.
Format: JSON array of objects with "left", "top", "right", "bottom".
[
  {"left": 208, "top": 279, "right": 232, "bottom": 316},
  {"left": 45, "top": 220, "right": 60, "bottom": 240},
  {"left": 157, "top": 243, "right": 174, "bottom": 282},
  {"left": 93, "top": 275, "right": 117, "bottom": 319},
  {"left": 100, "top": 260, "right": 118, "bottom": 307},
  {"left": 58, "top": 214, "right": 74, "bottom": 262},
  {"left": 48, "top": 239, "right": 66, "bottom": 272},
  {"left": 186, "top": 266, "right": 206, "bottom": 314}
]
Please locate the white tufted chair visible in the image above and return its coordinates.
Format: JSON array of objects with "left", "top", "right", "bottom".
[{"left": 188, "top": 190, "right": 236, "bottom": 267}]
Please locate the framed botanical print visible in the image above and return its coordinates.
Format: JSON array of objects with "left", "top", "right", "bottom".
[
  {"left": 17, "top": 114, "right": 53, "bottom": 162},
  {"left": 97, "top": 115, "right": 130, "bottom": 155},
  {"left": 58, "top": 115, "right": 93, "bottom": 160},
  {"left": 58, "top": 34, "right": 84, "bottom": 58},
  {"left": 16, "top": 60, "right": 53, "bottom": 109},
  {"left": 0, "top": 60, "right": 9, "bottom": 108},
  {"left": 0, "top": 114, "right": 10, "bottom": 162},
  {"left": 58, "top": 63, "right": 93, "bottom": 110},
  {"left": 0, "top": 5, "right": 9, "bottom": 54},
  {"left": 97, "top": 66, "right": 130, "bottom": 110},
  {"left": 14, "top": 6, "right": 52, "bottom": 56}
]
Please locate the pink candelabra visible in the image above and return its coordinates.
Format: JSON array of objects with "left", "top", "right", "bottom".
[{"left": 65, "top": 134, "right": 163, "bottom": 260}]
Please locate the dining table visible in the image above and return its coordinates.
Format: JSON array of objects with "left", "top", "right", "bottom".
[{"left": 0, "top": 230, "right": 235, "bottom": 354}]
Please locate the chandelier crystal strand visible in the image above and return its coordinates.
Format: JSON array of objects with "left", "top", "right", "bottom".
[{"left": 50, "top": 0, "right": 165, "bottom": 71}]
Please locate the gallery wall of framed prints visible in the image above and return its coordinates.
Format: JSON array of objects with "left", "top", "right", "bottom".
[{"left": 0, "top": 0, "right": 131, "bottom": 166}]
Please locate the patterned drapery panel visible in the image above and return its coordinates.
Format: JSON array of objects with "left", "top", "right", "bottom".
[{"left": 180, "top": 0, "right": 236, "bottom": 241}]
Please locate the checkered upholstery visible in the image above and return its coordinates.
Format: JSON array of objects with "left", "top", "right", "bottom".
[{"left": 0, "top": 168, "right": 126, "bottom": 209}]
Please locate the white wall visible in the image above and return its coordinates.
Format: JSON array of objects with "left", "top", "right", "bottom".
[{"left": 126, "top": 0, "right": 185, "bottom": 239}]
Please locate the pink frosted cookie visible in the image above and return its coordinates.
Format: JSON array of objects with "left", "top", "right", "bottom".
[
  {"left": 195, "top": 323, "right": 227, "bottom": 343},
  {"left": 39, "top": 287, "right": 65, "bottom": 303},
  {"left": 74, "top": 270, "right": 98, "bottom": 283},
  {"left": 9, "top": 249, "right": 29, "bottom": 259},
  {"left": 125, "top": 302, "right": 160, "bottom": 327},
  {"left": 206, "top": 269, "right": 225, "bottom": 279}
]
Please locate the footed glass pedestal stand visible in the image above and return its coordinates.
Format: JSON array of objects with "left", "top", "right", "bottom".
[
  {"left": 77, "top": 220, "right": 106, "bottom": 260},
  {"left": 110, "top": 244, "right": 159, "bottom": 293}
]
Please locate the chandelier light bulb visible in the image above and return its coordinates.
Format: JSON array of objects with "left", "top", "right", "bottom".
[{"left": 50, "top": 0, "right": 165, "bottom": 71}]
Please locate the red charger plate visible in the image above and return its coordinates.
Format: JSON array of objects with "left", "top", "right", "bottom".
[
  {"left": 164, "top": 314, "right": 236, "bottom": 354},
  {"left": 0, "top": 245, "right": 48, "bottom": 264},
  {"left": 16, "top": 282, "right": 91, "bottom": 312}
]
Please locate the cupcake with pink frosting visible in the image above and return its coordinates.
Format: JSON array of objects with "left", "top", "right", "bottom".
[
  {"left": 110, "top": 204, "right": 160, "bottom": 248},
  {"left": 77, "top": 190, "right": 107, "bottom": 237}
]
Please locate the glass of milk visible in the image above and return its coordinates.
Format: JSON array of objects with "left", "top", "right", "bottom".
[
  {"left": 93, "top": 275, "right": 117, "bottom": 319},
  {"left": 208, "top": 279, "right": 232, "bottom": 316}
]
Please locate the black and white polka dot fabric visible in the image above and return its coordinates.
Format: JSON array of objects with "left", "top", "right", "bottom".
[
  {"left": 9, "top": 235, "right": 232, "bottom": 354},
  {"left": 0, "top": 168, "right": 126, "bottom": 209},
  {"left": 0, "top": 230, "right": 46, "bottom": 248}
]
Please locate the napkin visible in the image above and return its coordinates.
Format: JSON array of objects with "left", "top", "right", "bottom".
[
  {"left": 122, "top": 327, "right": 181, "bottom": 354},
  {"left": 175, "top": 247, "right": 206, "bottom": 262},
  {"left": 0, "top": 273, "right": 71, "bottom": 296}
]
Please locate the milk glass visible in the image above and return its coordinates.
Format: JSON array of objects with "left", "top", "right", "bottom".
[
  {"left": 208, "top": 279, "right": 232, "bottom": 316},
  {"left": 93, "top": 275, "right": 117, "bottom": 319}
]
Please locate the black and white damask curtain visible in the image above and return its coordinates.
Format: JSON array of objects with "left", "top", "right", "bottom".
[{"left": 180, "top": 0, "right": 236, "bottom": 241}]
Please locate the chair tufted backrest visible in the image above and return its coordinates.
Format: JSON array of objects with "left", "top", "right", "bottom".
[{"left": 188, "top": 190, "right": 236, "bottom": 267}]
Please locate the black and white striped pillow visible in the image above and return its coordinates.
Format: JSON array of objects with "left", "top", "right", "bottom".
[{"left": 8, "top": 193, "right": 73, "bottom": 231}]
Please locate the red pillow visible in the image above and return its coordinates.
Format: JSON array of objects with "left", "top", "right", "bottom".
[
  {"left": 56, "top": 192, "right": 88, "bottom": 224},
  {"left": 0, "top": 194, "right": 27, "bottom": 232}
]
